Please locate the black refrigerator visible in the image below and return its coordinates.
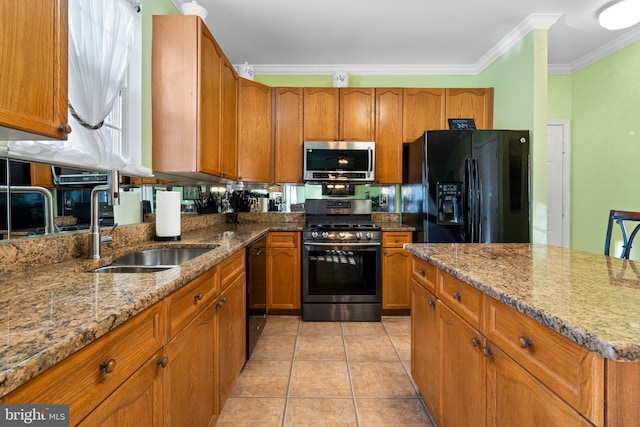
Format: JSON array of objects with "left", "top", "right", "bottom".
[{"left": 402, "top": 130, "right": 530, "bottom": 243}]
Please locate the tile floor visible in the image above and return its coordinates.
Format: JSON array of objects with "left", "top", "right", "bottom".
[{"left": 215, "top": 316, "right": 434, "bottom": 426}]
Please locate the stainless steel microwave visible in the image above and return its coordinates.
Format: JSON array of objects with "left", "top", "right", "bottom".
[{"left": 303, "top": 141, "right": 375, "bottom": 183}]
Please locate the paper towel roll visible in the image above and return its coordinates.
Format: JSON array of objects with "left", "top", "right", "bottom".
[
  {"left": 155, "top": 190, "right": 181, "bottom": 240},
  {"left": 113, "top": 191, "right": 142, "bottom": 225}
]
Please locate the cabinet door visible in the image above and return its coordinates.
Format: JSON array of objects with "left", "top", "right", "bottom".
[
  {"left": 411, "top": 280, "right": 439, "bottom": 419},
  {"left": 303, "top": 88, "right": 339, "bottom": 140},
  {"left": 78, "top": 351, "right": 165, "bottom": 427},
  {"left": 274, "top": 87, "right": 304, "bottom": 183},
  {"left": 199, "top": 31, "right": 222, "bottom": 176},
  {"left": 375, "top": 88, "right": 403, "bottom": 184},
  {"left": 403, "top": 88, "right": 445, "bottom": 141},
  {"left": 238, "top": 79, "right": 272, "bottom": 182},
  {"left": 340, "top": 88, "right": 375, "bottom": 141},
  {"left": 486, "top": 344, "right": 592, "bottom": 427},
  {"left": 445, "top": 88, "right": 494, "bottom": 130},
  {"left": 217, "top": 273, "right": 246, "bottom": 411},
  {"left": 221, "top": 58, "right": 238, "bottom": 179},
  {"left": 267, "top": 247, "right": 301, "bottom": 310},
  {"left": 0, "top": 0, "right": 69, "bottom": 140},
  {"left": 165, "top": 302, "right": 217, "bottom": 427},
  {"left": 438, "top": 302, "right": 486, "bottom": 427},
  {"left": 382, "top": 248, "right": 411, "bottom": 309}
]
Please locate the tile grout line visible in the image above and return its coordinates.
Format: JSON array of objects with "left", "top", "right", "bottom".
[{"left": 280, "top": 318, "right": 301, "bottom": 427}]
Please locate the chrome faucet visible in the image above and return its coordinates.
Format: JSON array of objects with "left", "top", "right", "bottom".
[
  {"left": 0, "top": 185, "right": 56, "bottom": 238},
  {"left": 88, "top": 171, "right": 120, "bottom": 259}
]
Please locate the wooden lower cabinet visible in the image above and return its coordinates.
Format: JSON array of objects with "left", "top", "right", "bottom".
[
  {"left": 438, "top": 302, "right": 486, "bottom": 427},
  {"left": 382, "top": 231, "right": 412, "bottom": 310},
  {"left": 411, "top": 280, "right": 439, "bottom": 416},
  {"left": 266, "top": 232, "right": 301, "bottom": 312},
  {"left": 78, "top": 350, "right": 165, "bottom": 427},
  {"left": 486, "top": 344, "right": 591, "bottom": 427}
]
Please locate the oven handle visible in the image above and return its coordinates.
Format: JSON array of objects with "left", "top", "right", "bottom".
[{"left": 304, "top": 242, "right": 381, "bottom": 249}]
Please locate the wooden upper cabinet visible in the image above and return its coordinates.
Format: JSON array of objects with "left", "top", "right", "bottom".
[
  {"left": 445, "top": 88, "right": 494, "bottom": 129},
  {"left": 220, "top": 58, "right": 238, "bottom": 180},
  {"left": 238, "top": 78, "right": 272, "bottom": 183},
  {"left": 303, "top": 88, "right": 339, "bottom": 140},
  {"left": 340, "top": 88, "right": 375, "bottom": 141},
  {"left": 303, "top": 87, "right": 375, "bottom": 141},
  {"left": 152, "top": 15, "right": 222, "bottom": 177},
  {"left": 403, "top": 88, "right": 446, "bottom": 142},
  {"left": 274, "top": 87, "right": 304, "bottom": 183},
  {"left": 375, "top": 88, "right": 403, "bottom": 184},
  {"left": 0, "top": 0, "right": 69, "bottom": 140}
]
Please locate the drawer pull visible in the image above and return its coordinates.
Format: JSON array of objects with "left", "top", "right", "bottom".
[
  {"left": 157, "top": 357, "right": 168, "bottom": 368},
  {"left": 483, "top": 347, "right": 493, "bottom": 357},
  {"left": 471, "top": 338, "right": 481, "bottom": 347},
  {"left": 216, "top": 297, "right": 227, "bottom": 308},
  {"left": 519, "top": 336, "right": 533, "bottom": 349},
  {"left": 419, "top": 269, "right": 426, "bottom": 277},
  {"left": 428, "top": 300, "right": 436, "bottom": 308},
  {"left": 194, "top": 293, "right": 203, "bottom": 302},
  {"left": 394, "top": 238, "right": 400, "bottom": 243},
  {"left": 452, "top": 291, "right": 462, "bottom": 300},
  {"left": 100, "top": 358, "right": 117, "bottom": 374}
]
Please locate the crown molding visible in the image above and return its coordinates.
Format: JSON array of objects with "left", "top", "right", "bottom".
[{"left": 566, "top": 25, "right": 640, "bottom": 73}]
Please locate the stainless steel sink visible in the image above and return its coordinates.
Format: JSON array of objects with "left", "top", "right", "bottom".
[
  {"left": 112, "top": 247, "right": 214, "bottom": 266},
  {"left": 91, "top": 246, "right": 216, "bottom": 273},
  {"left": 92, "top": 265, "right": 175, "bottom": 273}
]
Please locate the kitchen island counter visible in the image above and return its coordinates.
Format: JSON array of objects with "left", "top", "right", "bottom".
[
  {"left": 404, "top": 243, "right": 640, "bottom": 361},
  {"left": 0, "top": 221, "right": 303, "bottom": 398}
]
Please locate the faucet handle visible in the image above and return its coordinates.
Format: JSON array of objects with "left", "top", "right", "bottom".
[{"left": 101, "top": 223, "right": 119, "bottom": 244}]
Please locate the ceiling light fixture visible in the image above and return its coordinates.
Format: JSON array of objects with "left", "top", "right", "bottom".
[{"left": 598, "top": 0, "right": 640, "bottom": 30}]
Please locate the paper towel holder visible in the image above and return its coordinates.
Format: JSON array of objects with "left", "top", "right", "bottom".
[{"left": 155, "top": 187, "right": 181, "bottom": 241}]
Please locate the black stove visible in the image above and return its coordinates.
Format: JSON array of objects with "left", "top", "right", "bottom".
[{"left": 304, "top": 199, "right": 381, "bottom": 243}]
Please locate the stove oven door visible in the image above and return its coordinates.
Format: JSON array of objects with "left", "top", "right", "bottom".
[{"left": 302, "top": 242, "right": 381, "bottom": 303}]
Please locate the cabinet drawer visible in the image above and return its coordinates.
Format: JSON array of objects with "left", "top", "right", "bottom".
[
  {"left": 411, "top": 256, "right": 437, "bottom": 294},
  {"left": 3, "top": 302, "right": 164, "bottom": 426},
  {"left": 220, "top": 249, "right": 246, "bottom": 291},
  {"left": 166, "top": 268, "right": 218, "bottom": 338},
  {"left": 382, "top": 231, "right": 412, "bottom": 247},
  {"left": 266, "top": 232, "right": 299, "bottom": 248},
  {"left": 485, "top": 297, "right": 604, "bottom": 425},
  {"left": 438, "top": 270, "right": 483, "bottom": 330}
]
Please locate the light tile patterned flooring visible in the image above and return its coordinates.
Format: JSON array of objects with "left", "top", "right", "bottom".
[{"left": 215, "top": 316, "right": 434, "bottom": 426}]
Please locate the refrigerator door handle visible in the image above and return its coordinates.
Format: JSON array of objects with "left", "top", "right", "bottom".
[
  {"left": 474, "top": 158, "right": 481, "bottom": 243},
  {"left": 465, "top": 158, "right": 475, "bottom": 242}
]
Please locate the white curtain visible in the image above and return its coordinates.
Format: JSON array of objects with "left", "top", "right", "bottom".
[{"left": 8, "top": 0, "right": 152, "bottom": 177}]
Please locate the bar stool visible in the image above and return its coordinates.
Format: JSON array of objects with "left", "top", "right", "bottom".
[{"left": 604, "top": 210, "right": 640, "bottom": 259}]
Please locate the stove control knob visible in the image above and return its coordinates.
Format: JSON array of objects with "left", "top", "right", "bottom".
[
  {"left": 338, "top": 231, "right": 346, "bottom": 238},
  {"left": 322, "top": 231, "right": 329, "bottom": 239},
  {"left": 355, "top": 232, "right": 362, "bottom": 239},
  {"left": 365, "top": 232, "right": 373, "bottom": 240},
  {"left": 311, "top": 231, "right": 319, "bottom": 239}
]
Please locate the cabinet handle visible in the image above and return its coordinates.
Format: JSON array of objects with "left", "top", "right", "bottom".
[
  {"left": 216, "top": 297, "right": 227, "bottom": 308},
  {"left": 471, "top": 338, "right": 481, "bottom": 347},
  {"left": 483, "top": 347, "right": 493, "bottom": 357},
  {"left": 419, "top": 269, "right": 425, "bottom": 277},
  {"left": 519, "top": 336, "right": 533, "bottom": 348},
  {"left": 452, "top": 291, "right": 462, "bottom": 300},
  {"left": 428, "top": 300, "right": 436, "bottom": 308},
  {"left": 394, "top": 238, "right": 400, "bottom": 243},
  {"left": 194, "top": 293, "right": 203, "bottom": 303},
  {"left": 58, "top": 124, "right": 72, "bottom": 134},
  {"left": 157, "top": 357, "right": 168, "bottom": 368},
  {"left": 100, "top": 358, "right": 117, "bottom": 374}
]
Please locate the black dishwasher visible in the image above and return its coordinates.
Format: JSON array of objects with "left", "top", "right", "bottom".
[{"left": 246, "top": 236, "right": 267, "bottom": 359}]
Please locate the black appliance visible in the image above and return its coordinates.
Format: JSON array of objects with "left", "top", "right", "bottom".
[
  {"left": 246, "top": 236, "right": 267, "bottom": 359},
  {"left": 302, "top": 199, "right": 382, "bottom": 321},
  {"left": 303, "top": 141, "right": 375, "bottom": 183},
  {"left": 403, "top": 129, "right": 530, "bottom": 243}
]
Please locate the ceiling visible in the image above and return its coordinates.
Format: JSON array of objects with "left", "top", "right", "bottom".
[{"left": 171, "top": 0, "right": 640, "bottom": 75}]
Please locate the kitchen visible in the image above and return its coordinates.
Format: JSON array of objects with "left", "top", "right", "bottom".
[{"left": 2, "top": 0, "right": 640, "bottom": 426}]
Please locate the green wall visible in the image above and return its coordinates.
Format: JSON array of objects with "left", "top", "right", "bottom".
[{"left": 567, "top": 40, "right": 640, "bottom": 256}]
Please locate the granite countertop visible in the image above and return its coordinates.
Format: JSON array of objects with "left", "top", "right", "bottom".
[
  {"left": 404, "top": 243, "right": 640, "bottom": 361},
  {"left": 0, "top": 222, "right": 303, "bottom": 398}
]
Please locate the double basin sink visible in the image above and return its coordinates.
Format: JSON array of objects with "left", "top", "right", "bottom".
[{"left": 92, "top": 247, "right": 215, "bottom": 273}]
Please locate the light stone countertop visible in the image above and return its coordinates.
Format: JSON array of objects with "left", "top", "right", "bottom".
[
  {"left": 404, "top": 243, "right": 640, "bottom": 361},
  {"left": 0, "top": 222, "right": 303, "bottom": 398}
]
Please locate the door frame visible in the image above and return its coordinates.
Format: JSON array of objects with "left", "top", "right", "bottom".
[{"left": 546, "top": 119, "right": 571, "bottom": 247}]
